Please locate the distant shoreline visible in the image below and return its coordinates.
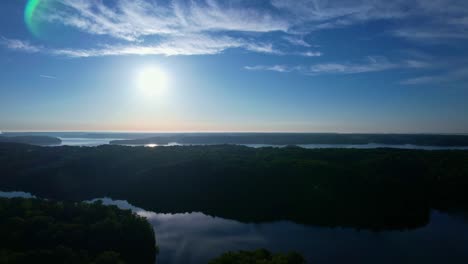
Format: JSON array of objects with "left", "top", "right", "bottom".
[
  {"left": 3, "top": 132, "right": 468, "bottom": 148},
  {"left": 0, "top": 135, "right": 61, "bottom": 146},
  {"left": 108, "top": 133, "right": 468, "bottom": 147}
]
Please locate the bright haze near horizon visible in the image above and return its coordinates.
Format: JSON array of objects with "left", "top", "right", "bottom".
[{"left": 1, "top": 0, "right": 468, "bottom": 134}]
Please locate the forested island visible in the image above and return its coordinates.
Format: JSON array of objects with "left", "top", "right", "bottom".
[
  {"left": 0, "top": 197, "right": 156, "bottom": 263},
  {"left": 110, "top": 133, "right": 468, "bottom": 146},
  {"left": 1, "top": 142, "right": 468, "bottom": 230},
  {"left": 0, "top": 135, "right": 61, "bottom": 146}
]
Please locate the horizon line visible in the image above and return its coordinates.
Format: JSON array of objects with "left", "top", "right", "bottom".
[{"left": 2, "top": 130, "right": 468, "bottom": 136}]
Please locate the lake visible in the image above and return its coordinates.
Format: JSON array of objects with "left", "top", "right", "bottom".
[
  {"left": 1, "top": 191, "right": 467, "bottom": 264},
  {"left": 94, "top": 198, "right": 468, "bottom": 264},
  {"left": 58, "top": 137, "right": 125, "bottom": 146}
]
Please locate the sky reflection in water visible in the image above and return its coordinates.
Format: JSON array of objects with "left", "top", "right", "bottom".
[{"left": 92, "top": 198, "right": 468, "bottom": 264}]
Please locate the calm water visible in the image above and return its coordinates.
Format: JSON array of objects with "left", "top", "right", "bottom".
[
  {"left": 3, "top": 192, "right": 468, "bottom": 264},
  {"left": 93, "top": 198, "right": 468, "bottom": 264},
  {"left": 57, "top": 138, "right": 468, "bottom": 150},
  {"left": 58, "top": 137, "right": 124, "bottom": 146}
]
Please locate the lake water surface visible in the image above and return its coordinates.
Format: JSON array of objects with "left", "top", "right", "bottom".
[
  {"left": 94, "top": 198, "right": 468, "bottom": 264},
  {"left": 1, "top": 192, "right": 467, "bottom": 264},
  {"left": 58, "top": 137, "right": 124, "bottom": 146}
]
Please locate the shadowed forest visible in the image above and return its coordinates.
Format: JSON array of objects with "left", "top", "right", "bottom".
[{"left": 0, "top": 197, "right": 156, "bottom": 264}]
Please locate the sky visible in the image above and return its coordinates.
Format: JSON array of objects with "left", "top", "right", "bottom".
[{"left": 0, "top": 0, "right": 468, "bottom": 133}]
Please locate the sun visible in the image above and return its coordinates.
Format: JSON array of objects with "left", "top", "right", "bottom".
[{"left": 136, "top": 66, "right": 169, "bottom": 96}]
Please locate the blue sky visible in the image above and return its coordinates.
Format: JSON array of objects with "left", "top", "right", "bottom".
[{"left": 1, "top": 0, "right": 468, "bottom": 133}]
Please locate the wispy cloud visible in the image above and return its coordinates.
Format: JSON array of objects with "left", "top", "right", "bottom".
[
  {"left": 400, "top": 76, "right": 438, "bottom": 85},
  {"left": 4, "top": 0, "right": 468, "bottom": 58},
  {"left": 393, "top": 28, "right": 468, "bottom": 41},
  {"left": 245, "top": 56, "right": 428, "bottom": 75},
  {"left": 244, "top": 65, "right": 295, "bottom": 73},
  {"left": 283, "top": 35, "right": 312, "bottom": 47},
  {"left": 299, "top": 51, "right": 323, "bottom": 57},
  {"left": 243, "top": 42, "right": 283, "bottom": 55},
  {"left": 271, "top": 0, "right": 408, "bottom": 29},
  {"left": 403, "top": 60, "right": 431, "bottom": 69},
  {"left": 44, "top": 0, "right": 288, "bottom": 42},
  {"left": 273, "top": 0, "right": 468, "bottom": 42},
  {"left": 1, "top": 37, "right": 41, "bottom": 53},
  {"left": 1, "top": 35, "right": 281, "bottom": 57},
  {"left": 401, "top": 68, "right": 468, "bottom": 85},
  {"left": 39, "top": 74, "right": 57, "bottom": 79},
  {"left": 48, "top": 0, "right": 468, "bottom": 43},
  {"left": 389, "top": 1, "right": 468, "bottom": 42},
  {"left": 7, "top": 0, "right": 291, "bottom": 57}
]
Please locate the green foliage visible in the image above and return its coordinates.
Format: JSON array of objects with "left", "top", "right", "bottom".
[
  {"left": 0, "top": 197, "right": 156, "bottom": 264},
  {"left": 208, "top": 249, "right": 306, "bottom": 264}
]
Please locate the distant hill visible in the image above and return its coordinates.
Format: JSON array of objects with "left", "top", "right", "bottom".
[
  {"left": 0, "top": 136, "right": 61, "bottom": 146},
  {"left": 110, "top": 133, "right": 468, "bottom": 146}
]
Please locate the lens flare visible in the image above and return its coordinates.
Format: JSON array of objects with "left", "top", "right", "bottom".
[{"left": 24, "top": 0, "right": 42, "bottom": 37}]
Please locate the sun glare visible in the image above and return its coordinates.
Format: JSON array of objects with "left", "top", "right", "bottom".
[{"left": 137, "top": 66, "right": 169, "bottom": 96}]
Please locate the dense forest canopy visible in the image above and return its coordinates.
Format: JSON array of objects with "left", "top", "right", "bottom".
[
  {"left": 0, "top": 197, "right": 156, "bottom": 264},
  {"left": 1, "top": 143, "right": 468, "bottom": 230}
]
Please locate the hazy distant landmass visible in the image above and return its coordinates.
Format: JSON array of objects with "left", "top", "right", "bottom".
[
  {"left": 3, "top": 132, "right": 153, "bottom": 140},
  {"left": 109, "top": 133, "right": 468, "bottom": 146},
  {"left": 1, "top": 143, "right": 467, "bottom": 230},
  {"left": 5, "top": 132, "right": 468, "bottom": 147},
  {"left": 0, "top": 135, "right": 61, "bottom": 146}
]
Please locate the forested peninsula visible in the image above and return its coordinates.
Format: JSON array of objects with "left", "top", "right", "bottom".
[{"left": 0, "top": 197, "right": 157, "bottom": 264}]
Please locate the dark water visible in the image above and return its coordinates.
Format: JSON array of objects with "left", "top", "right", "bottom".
[
  {"left": 2, "top": 192, "right": 468, "bottom": 264},
  {"left": 92, "top": 198, "right": 468, "bottom": 264}
]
